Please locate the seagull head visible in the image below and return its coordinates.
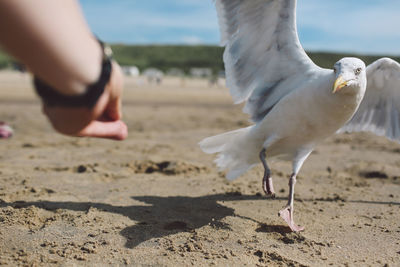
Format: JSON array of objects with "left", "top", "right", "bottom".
[{"left": 332, "top": 57, "right": 366, "bottom": 94}]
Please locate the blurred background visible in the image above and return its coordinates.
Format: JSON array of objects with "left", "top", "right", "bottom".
[{"left": 1, "top": 0, "right": 400, "bottom": 79}]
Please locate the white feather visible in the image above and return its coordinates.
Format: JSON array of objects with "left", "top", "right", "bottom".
[
  {"left": 339, "top": 58, "right": 400, "bottom": 142},
  {"left": 202, "top": 0, "right": 400, "bottom": 182},
  {"left": 214, "top": 0, "right": 319, "bottom": 122}
]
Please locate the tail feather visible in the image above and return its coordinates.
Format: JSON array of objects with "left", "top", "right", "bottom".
[
  {"left": 199, "top": 126, "right": 257, "bottom": 180},
  {"left": 199, "top": 128, "right": 248, "bottom": 154},
  {"left": 225, "top": 165, "right": 254, "bottom": 180}
]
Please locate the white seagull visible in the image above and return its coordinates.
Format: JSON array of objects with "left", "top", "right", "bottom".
[{"left": 200, "top": 0, "right": 400, "bottom": 232}]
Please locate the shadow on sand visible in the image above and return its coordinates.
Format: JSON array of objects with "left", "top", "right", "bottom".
[{"left": 1, "top": 194, "right": 398, "bottom": 248}]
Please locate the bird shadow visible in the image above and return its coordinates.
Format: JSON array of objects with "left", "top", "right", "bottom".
[{"left": 0, "top": 194, "right": 398, "bottom": 249}]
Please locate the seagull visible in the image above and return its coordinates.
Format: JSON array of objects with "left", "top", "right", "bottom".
[{"left": 200, "top": 0, "right": 400, "bottom": 232}]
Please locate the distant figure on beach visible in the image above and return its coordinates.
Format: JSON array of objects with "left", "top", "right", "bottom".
[
  {"left": 143, "top": 68, "right": 164, "bottom": 85},
  {"left": 0, "top": 0, "right": 127, "bottom": 141},
  {"left": 0, "top": 121, "right": 13, "bottom": 139}
]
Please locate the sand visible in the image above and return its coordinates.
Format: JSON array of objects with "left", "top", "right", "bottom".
[{"left": 0, "top": 71, "right": 399, "bottom": 266}]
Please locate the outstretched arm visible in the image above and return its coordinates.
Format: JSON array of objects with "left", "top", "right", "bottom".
[{"left": 0, "top": 0, "right": 127, "bottom": 140}]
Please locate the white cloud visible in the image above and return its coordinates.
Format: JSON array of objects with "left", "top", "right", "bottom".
[
  {"left": 299, "top": 3, "right": 400, "bottom": 38},
  {"left": 297, "top": 0, "right": 400, "bottom": 54},
  {"left": 119, "top": 11, "right": 217, "bottom": 31},
  {"left": 181, "top": 36, "right": 204, "bottom": 45},
  {"left": 82, "top": 0, "right": 400, "bottom": 54},
  {"left": 85, "top": 0, "right": 218, "bottom": 31}
]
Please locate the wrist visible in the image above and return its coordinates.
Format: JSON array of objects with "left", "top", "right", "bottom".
[
  {"left": 34, "top": 39, "right": 113, "bottom": 108},
  {"left": 63, "top": 37, "right": 103, "bottom": 95}
]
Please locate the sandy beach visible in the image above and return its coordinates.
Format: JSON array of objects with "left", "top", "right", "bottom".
[{"left": 0, "top": 71, "right": 399, "bottom": 266}]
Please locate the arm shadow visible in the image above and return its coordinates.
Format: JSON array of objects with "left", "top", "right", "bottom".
[{"left": 1, "top": 194, "right": 397, "bottom": 248}]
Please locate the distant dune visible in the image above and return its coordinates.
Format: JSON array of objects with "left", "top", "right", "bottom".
[{"left": 1, "top": 45, "right": 400, "bottom": 74}]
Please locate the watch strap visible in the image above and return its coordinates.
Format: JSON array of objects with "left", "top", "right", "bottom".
[{"left": 34, "top": 39, "right": 113, "bottom": 108}]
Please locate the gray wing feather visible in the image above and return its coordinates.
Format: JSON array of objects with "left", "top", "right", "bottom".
[
  {"left": 339, "top": 58, "right": 400, "bottom": 142},
  {"left": 215, "top": 0, "right": 319, "bottom": 122}
]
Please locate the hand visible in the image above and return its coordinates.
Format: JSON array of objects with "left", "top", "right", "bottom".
[{"left": 42, "top": 61, "right": 128, "bottom": 140}]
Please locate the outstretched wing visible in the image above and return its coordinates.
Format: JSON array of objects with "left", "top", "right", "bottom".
[
  {"left": 339, "top": 58, "right": 400, "bottom": 142},
  {"left": 215, "top": 0, "right": 319, "bottom": 122}
]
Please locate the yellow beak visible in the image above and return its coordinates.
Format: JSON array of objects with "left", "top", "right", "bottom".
[{"left": 333, "top": 76, "right": 348, "bottom": 93}]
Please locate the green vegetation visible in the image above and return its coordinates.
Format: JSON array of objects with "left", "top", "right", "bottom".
[
  {"left": 308, "top": 52, "right": 400, "bottom": 69},
  {"left": 1, "top": 45, "right": 400, "bottom": 74},
  {"left": 111, "top": 45, "right": 400, "bottom": 74},
  {"left": 111, "top": 44, "right": 224, "bottom": 74},
  {"left": 0, "top": 49, "right": 11, "bottom": 69}
]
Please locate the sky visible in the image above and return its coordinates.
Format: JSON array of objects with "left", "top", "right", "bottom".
[{"left": 80, "top": 0, "right": 400, "bottom": 55}]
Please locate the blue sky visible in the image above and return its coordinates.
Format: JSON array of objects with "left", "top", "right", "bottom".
[{"left": 80, "top": 0, "right": 400, "bottom": 55}]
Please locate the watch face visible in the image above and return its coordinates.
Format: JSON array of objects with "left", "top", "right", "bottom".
[
  {"left": 104, "top": 44, "right": 113, "bottom": 59},
  {"left": 96, "top": 38, "right": 113, "bottom": 60}
]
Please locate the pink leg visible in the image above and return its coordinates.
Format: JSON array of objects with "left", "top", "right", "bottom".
[
  {"left": 278, "top": 173, "right": 304, "bottom": 232},
  {"left": 260, "top": 149, "right": 275, "bottom": 197}
]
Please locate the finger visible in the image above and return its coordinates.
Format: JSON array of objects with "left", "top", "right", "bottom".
[
  {"left": 104, "top": 96, "right": 122, "bottom": 121},
  {"left": 104, "top": 61, "right": 124, "bottom": 120},
  {"left": 78, "top": 120, "right": 128, "bottom": 140}
]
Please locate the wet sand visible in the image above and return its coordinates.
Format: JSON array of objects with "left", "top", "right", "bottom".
[{"left": 0, "top": 71, "right": 399, "bottom": 266}]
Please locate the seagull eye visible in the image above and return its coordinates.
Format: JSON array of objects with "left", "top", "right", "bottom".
[{"left": 355, "top": 68, "right": 362, "bottom": 75}]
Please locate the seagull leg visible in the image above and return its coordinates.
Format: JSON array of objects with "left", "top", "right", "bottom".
[
  {"left": 259, "top": 148, "right": 275, "bottom": 197},
  {"left": 278, "top": 173, "right": 304, "bottom": 232}
]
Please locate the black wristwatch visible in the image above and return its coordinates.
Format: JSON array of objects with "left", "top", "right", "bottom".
[{"left": 34, "top": 39, "right": 113, "bottom": 108}]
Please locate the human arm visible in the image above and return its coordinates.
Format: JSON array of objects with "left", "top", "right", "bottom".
[{"left": 0, "top": 0, "right": 127, "bottom": 140}]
